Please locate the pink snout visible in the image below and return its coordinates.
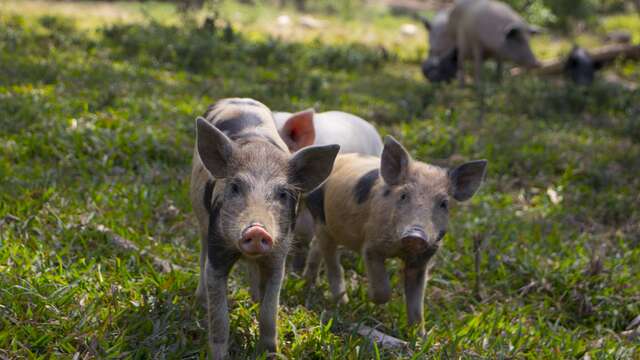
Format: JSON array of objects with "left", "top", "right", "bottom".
[
  {"left": 401, "top": 227, "right": 434, "bottom": 252},
  {"left": 240, "top": 224, "right": 273, "bottom": 255}
]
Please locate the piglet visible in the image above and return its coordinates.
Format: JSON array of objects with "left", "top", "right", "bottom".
[
  {"left": 190, "top": 98, "right": 339, "bottom": 359},
  {"left": 304, "top": 136, "right": 487, "bottom": 335}
]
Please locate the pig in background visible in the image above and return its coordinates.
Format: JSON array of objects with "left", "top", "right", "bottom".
[
  {"left": 190, "top": 98, "right": 339, "bottom": 359},
  {"left": 272, "top": 109, "right": 384, "bottom": 271},
  {"left": 303, "top": 135, "right": 487, "bottom": 335},
  {"left": 421, "top": 0, "right": 540, "bottom": 86},
  {"left": 565, "top": 46, "right": 604, "bottom": 86},
  {"left": 273, "top": 110, "right": 383, "bottom": 155}
]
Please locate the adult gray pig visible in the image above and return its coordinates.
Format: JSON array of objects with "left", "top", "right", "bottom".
[
  {"left": 303, "top": 136, "right": 487, "bottom": 335},
  {"left": 448, "top": 0, "right": 540, "bottom": 86},
  {"left": 191, "top": 98, "right": 339, "bottom": 359},
  {"left": 272, "top": 109, "right": 384, "bottom": 272}
]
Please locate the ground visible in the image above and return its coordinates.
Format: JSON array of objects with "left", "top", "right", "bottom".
[{"left": 0, "top": 1, "right": 639, "bottom": 359}]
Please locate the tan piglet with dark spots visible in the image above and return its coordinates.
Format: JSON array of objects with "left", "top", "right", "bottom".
[{"left": 303, "top": 136, "right": 487, "bottom": 335}]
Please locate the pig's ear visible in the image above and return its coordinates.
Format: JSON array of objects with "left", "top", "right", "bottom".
[
  {"left": 380, "top": 135, "right": 411, "bottom": 186},
  {"left": 505, "top": 24, "right": 524, "bottom": 40},
  {"left": 289, "top": 144, "right": 340, "bottom": 193},
  {"left": 196, "top": 117, "right": 235, "bottom": 178},
  {"left": 448, "top": 160, "right": 488, "bottom": 202},
  {"left": 280, "top": 109, "right": 316, "bottom": 152}
]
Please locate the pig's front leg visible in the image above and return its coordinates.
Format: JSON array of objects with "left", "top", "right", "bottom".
[
  {"left": 256, "top": 257, "right": 286, "bottom": 354},
  {"left": 403, "top": 261, "right": 428, "bottom": 336},
  {"left": 204, "top": 258, "right": 233, "bottom": 360},
  {"left": 363, "top": 247, "right": 391, "bottom": 304},
  {"left": 457, "top": 34, "right": 467, "bottom": 87}
]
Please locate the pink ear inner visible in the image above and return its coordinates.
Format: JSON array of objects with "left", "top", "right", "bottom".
[{"left": 283, "top": 109, "right": 315, "bottom": 151}]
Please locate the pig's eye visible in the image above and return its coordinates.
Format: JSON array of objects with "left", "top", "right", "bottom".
[
  {"left": 399, "top": 192, "right": 409, "bottom": 202},
  {"left": 275, "top": 187, "right": 292, "bottom": 204},
  {"left": 229, "top": 182, "right": 241, "bottom": 196},
  {"left": 277, "top": 189, "right": 288, "bottom": 201},
  {"left": 439, "top": 199, "right": 449, "bottom": 211}
]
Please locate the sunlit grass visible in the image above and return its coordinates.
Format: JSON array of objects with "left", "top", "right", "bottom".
[{"left": 1, "top": 2, "right": 639, "bottom": 359}]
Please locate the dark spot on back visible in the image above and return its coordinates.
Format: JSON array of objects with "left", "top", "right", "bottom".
[
  {"left": 306, "top": 185, "right": 326, "bottom": 224},
  {"left": 353, "top": 169, "right": 379, "bottom": 204},
  {"left": 215, "top": 114, "right": 263, "bottom": 137},
  {"left": 203, "top": 180, "right": 215, "bottom": 214}
]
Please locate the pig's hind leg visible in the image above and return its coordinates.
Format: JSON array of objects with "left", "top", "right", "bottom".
[
  {"left": 290, "top": 209, "right": 315, "bottom": 274},
  {"left": 495, "top": 60, "right": 503, "bottom": 83},
  {"left": 457, "top": 33, "right": 468, "bottom": 87},
  {"left": 303, "top": 235, "right": 322, "bottom": 284},
  {"left": 472, "top": 43, "right": 484, "bottom": 87},
  {"left": 322, "top": 237, "right": 348, "bottom": 304}
]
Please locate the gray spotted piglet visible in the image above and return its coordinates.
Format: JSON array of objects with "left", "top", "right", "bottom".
[{"left": 190, "top": 98, "right": 339, "bottom": 359}]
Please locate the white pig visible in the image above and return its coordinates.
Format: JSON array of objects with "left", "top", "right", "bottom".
[
  {"left": 272, "top": 109, "right": 384, "bottom": 271},
  {"left": 272, "top": 110, "right": 383, "bottom": 155}
]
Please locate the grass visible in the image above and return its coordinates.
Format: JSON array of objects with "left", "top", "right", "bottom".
[{"left": 1, "top": 1, "right": 639, "bottom": 359}]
